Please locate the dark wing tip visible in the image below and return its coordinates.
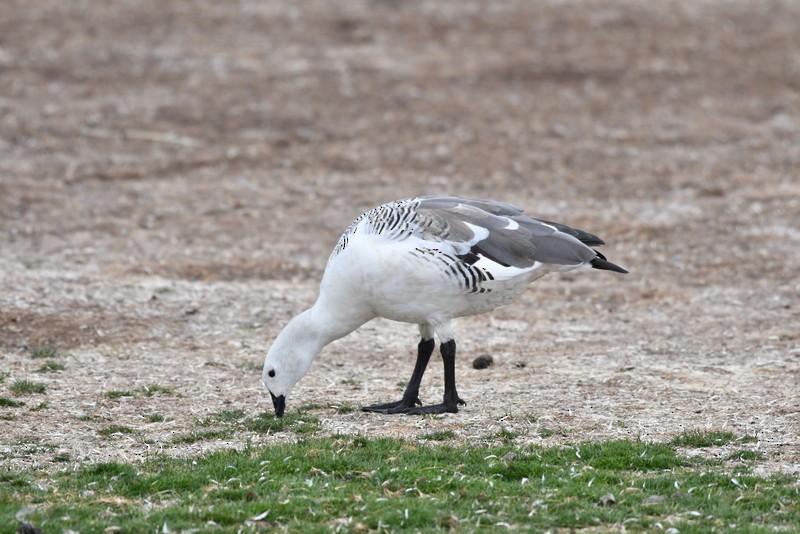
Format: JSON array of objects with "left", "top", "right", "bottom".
[{"left": 590, "top": 255, "right": 628, "bottom": 274}]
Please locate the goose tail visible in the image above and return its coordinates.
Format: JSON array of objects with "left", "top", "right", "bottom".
[{"left": 590, "top": 251, "right": 628, "bottom": 274}]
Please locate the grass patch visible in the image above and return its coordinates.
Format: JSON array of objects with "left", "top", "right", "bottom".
[
  {"left": 99, "top": 425, "right": 136, "bottom": 437},
  {"left": 0, "top": 472, "right": 31, "bottom": 488},
  {"left": 173, "top": 411, "right": 319, "bottom": 444},
  {"left": 213, "top": 409, "right": 247, "bottom": 423},
  {"left": 3, "top": 436, "right": 798, "bottom": 532},
  {"left": 420, "top": 430, "right": 457, "bottom": 441},
  {"left": 738, "top": 433, "right": 758, "bottom": 444},
  {"left": 103, "top": 384, "right": 175, "bottom": 399},
  {"left": 30, "top": 347, "right": 58, "bottom": 359},
  {"left": 296, "top": 402, "right": 326, "bottom": 412},
  {"left": 10, "top": 379, "right": 46, "bottom": 396},
  {"left": 105, "top": 386, "right": 175, "bottom": 399},
  {"left": 727, "top": 449, "right": 765, "bottom": 461},
  {"left": 539, "top": 428, "right": 556, "bottom": 438},
  {"left": 105, "top": 390, "right": 135, "bottom": 399},
  {"left": 37, "top": 361, "right": 66, "bottom": 372},
  {"left": 671, "top": 430, "right": 736, "bottom": 448},
  {"left": 237, "top": 361, "right": 262, "bottom": 372},
  {"left": 492, "top": 428, "right": 521, "bottom": 442},
  {"left": 0, "top": 396, "right": 25, "bottom": 407},
  {"left": 243, "top": 412, "right": 320, "bottom": 435},
  {"left": 139, "top": 384, "right": 175, "bottom": 397},
  {"left": 0, "top": 371, "right": 9, "bottom": 384},
  {"left": 146, "top": 413, "right": 166, "bottom": 423},
  {"left": 331, "top": 401, "right": 357, "bottom": 414},
  {"left": 172, "top": 429, "right": 233, "bottom": 444},
  {"left": 12, "top": 438, "right": 57, "bottom": 455}
]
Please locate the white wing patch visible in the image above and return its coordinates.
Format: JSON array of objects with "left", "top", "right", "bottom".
[
  {"left": 502, "top": 218, "right": 520, "bottom": 231},
  {"left": 463, "top": 221, "right": 489, "bottom": 242}
]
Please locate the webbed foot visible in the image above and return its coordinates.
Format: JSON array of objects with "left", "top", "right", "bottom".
[
  {"left": 361, "top": 396, "right": 422, "bottom": 414},
  {"left": 400, "top": 396, "right": 466, "bottom": 415},
  {"left": 362, "top": 395, "right": 465, "bottom": 415}
]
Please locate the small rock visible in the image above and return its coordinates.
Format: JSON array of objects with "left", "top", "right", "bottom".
[
  {"left": 472, "top": 354, "right": 493, "bottom": 369},
  {"left": 500, "top": 452, "right": 517, "bottom": 463},
  {"left": 597, "top": 493, "right": 616, "bottom": 506},
  {"left": 104, "top": 527, "right": 123, "bottom": 534},
  {"left": 644, "top": 495, "right": 667, "bottom": 505}
]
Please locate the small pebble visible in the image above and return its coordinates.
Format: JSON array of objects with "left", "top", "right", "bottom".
[
  {"left": 597, "top": 493, "right": 616, "bottom": 506},
  {"left": 500, "top": 452, "right": 517, "bottom": 463},
  {"left": 472, "top": 354, "right": 493, "bottom": 369}
]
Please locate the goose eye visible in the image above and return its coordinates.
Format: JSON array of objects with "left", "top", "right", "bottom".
[{"left": 268, "top": 369, "right": 276, "bottom": 378}]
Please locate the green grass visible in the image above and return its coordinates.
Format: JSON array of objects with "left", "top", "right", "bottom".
[
  {"left": 2, "top": 436, "right": 797, "bottom": 533},
  {"left": 37, "top": 361, "right": 66, "bottom": 372},
  {"left": 213, "top": 409, "right": 247, "bottom": 423},
  {"left": 30, "top": 347, "right": 58, "bottom": 359},
  {"left": 139, "top": 384, "right": 175, "bottom": 397},
  {"left": 105, "top": 389, "right": 135, "bottom": 398},
  {"left": 243, "top": 411, "right": 320, "bottom": 435},
  {"left": 172, "top": 429, "right": 234, "bottom": 444},
  {"left": 492, "top": 428, "right": 521, "bottom": 442},
  {"left": 169, "top": 411, "right": 320, "bottom": 444},
  {"left": 99, "top": 425, "right": 136, "bottom": 437},
  {"left": 0, "top": 396, "right": 25, "bottom": 407},
  {"left": 727, "top": 449, "right": 765, "bottom": 462},
  {"left": 420, "top": 430, "right": 457, "bottom": 441},
  {"left": 739, "top": 433, "right": 758, "bottom": 444},
  {"left": 10, "top": 379, "right": 46, "bottom": 396},
  {"left": 105, "top": 385, "right": 176, "bottom": 399},
  {"left": 671, "top": 430, "right": 737, "bottom": 448},
  {"left": 8, "top": 438, "right": 57, "bottom": 456},
  {"left": 331, "top": 400, "right": 357, "bottom": 414}
]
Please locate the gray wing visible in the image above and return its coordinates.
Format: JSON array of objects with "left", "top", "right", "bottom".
[{"left": 414, "top": 196, "right": 602, "bottom": 269}]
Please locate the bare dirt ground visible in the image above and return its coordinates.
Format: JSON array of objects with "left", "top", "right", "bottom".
[{"left": 2, "top": 0, "right": 798, "bottom": 475}]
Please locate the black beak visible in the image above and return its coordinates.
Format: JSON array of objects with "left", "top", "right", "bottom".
[{"left": 270, "top": 392, "right": 286, "bottom": 418}]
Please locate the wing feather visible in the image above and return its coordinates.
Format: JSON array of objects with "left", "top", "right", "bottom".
[{"left": 414, "top": 196, "right": 598, "bottom": 269}]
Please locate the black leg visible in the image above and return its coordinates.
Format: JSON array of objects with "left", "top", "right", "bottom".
[
  {"left": 402, "top": 339, "right": 466, "bottom": 415},
  {"left": 362, "top": 338, "right": 435, "bottom": 414},
  {"left": 440, "top": 339, "right": 466, "bottom": 411}
]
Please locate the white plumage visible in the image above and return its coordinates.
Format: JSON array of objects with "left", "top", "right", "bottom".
[{"left": 262, "top": 196, "right": 627, "bottom": 417}]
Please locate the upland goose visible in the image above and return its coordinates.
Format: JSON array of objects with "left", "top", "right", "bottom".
[{"left": 263, "top": 196, "right": 627, "bottom": 417}]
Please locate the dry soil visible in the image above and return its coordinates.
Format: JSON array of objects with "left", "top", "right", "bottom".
[{"left": 1, "top": 0, "right": 799, "bottom": 475}]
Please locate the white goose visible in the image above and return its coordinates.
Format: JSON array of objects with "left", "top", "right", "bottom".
[{"left": 262, "top": 196, "right": 627, "bottom": 416}]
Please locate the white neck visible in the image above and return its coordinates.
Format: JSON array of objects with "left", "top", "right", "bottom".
[
  {"left": 269, "top": 294, "right": 373, "bottom": 364},
  {"left": 302, "top": 297, "right": 369, "bottom": 347}
]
